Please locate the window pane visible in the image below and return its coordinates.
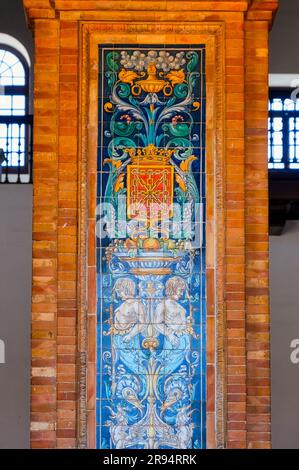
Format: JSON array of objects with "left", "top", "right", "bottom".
[
  {"left": 0, "top": 71, "right": 12, "bottom": 86},
  {"left": 273, "top": 117, "right": 283, "bottom": 131},
  {"left": 12, "top": 95, "right": 25, "bottom": 108},
  {"left": 289, "top": 118, "right": 299, "bottom": 165},
  {"left": 0, "top": 123, "right": 27, "bottom": 168},
  {"left": 0, "top": 95, "right": 26, "bottom": 116},
  {"left": 284, "top": 99, "right": 295, "bottom": 111},
  {"left": 290, "top": 146, "right": 294, "bottom": 160},
  {"left": 12, "top": 62, "right": 25, "bottom": 82},
  {"left": 268, "top": 108, "right": 285, "bottom": 169},
  {"left": 271, "top": 98, "right": 283, "bottom": 111},
  {"left": 0, "top": 124, "right": 6, "bottom": 138},
  {"left": 273, "top": 146, "right": 283, "bottom": 161},
  {"left": 0, "top": 95, "right": 12, "bottom": 114},
  {"left": 290, "top": 131, "right": 294, "bottom": 146},
  {"left": 289, "top": 119, "right": 294, "bottom": 131},
  {"left": 273, "top": 133, "right": 282, "bottom": 145},
  {"left": 0, "top": 49, "right": 25, "bottom": 86},
  {"left": 289, "top": 163, "right": 299, "bottom": 169}
]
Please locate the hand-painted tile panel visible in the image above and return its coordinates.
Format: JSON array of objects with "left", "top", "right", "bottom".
[{"left": 96, "top": 45, "right": 206, "bottom": 449}]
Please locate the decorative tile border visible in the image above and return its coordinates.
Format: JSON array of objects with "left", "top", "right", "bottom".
[{"left": 78, "top": 22, "right": 225, "bottom": 449}]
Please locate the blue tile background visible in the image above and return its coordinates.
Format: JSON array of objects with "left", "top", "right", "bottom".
[{"left": 96, "top": 44, "right": 206, "bottom": 449}]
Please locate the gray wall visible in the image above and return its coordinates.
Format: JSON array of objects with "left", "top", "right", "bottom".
[
  {"left": 0, "top": 0, "right": 33, "bottom": 449},
  {"left": 270, "top": 0, "right": 299, "bottom": 74},
  {"left": 269, "top": 0, "right": 299, "bottom": 449},
  {"left": 0, "top": 0, "right": 33, "bottom": 62},
  {"left": 0, "top": 185, "right": 32, "bottom": 448},
  {"left": 270, "top": 221, "right": 299, "bottom": 449}
]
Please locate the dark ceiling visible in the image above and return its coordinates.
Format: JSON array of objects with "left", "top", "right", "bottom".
[{"left": 270, "top": 0, "right": 299, "bottom": 74}]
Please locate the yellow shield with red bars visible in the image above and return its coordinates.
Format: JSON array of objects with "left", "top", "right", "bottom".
[{"left": 126, "top": 146, "right": 174, "bottom": 225}]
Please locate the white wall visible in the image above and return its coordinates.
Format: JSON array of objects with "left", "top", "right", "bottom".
[{"left": 270, "top": 221, "right": 299, "bottom": 449}]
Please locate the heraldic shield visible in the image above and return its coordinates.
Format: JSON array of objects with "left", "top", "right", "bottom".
[{"left": 126, "top": 145, "right": 174, "bottom": 225}]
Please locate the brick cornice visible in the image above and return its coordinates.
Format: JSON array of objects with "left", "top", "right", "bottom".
[
  {"left": 246, "top": 0, "right": 279, "bottom": 23},
  {"left": 23, "top": 0, "right": 278, "bottom": 23},
  {"left": 248, "top": 0, "right": 278, "bottom": 11},
  {"left": 23, "top": 0, "right": 55, "bottom": 16}
]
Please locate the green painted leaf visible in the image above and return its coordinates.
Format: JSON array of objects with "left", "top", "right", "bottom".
[
  {"left": 186, "top": 51, "right": 199, "bottom": 72},
  {"left": 106, "top": 51, "right": 120, "bottom": 72},
  {"left": 117, "top": 83, "right": 131, "bottom": 98},
  {"left": 174, "top": 83, "right": 188, "bottom": 99},
  {"left": 168, "top": 123, "right": 190, "bottom": 137}
]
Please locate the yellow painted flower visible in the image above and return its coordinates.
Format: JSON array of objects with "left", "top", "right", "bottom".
[{"left": 166, "top": 69, "right": 185, "bottom": 86}]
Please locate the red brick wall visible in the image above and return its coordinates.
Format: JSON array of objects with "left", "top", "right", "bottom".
[
  {"left": 56, "top": 19, "right": 79, "bottom": 448},
  {"left": 245, "top": 19, "right": 271, "bottom": 449},
  {"left": 31, "top": 19, "right": 59, "bottom": 448},
  {"left": 225, "top": 18, "right": 247, "bottom": 448},
  {"left": 24, "top": 0, "right": 278, "bottom": 449}
]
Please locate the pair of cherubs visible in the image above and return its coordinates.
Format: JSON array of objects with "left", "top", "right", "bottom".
[{"left": 112, "top": 276, "right": 188, "bottom": 346}]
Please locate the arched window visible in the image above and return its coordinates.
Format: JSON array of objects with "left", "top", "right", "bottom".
[
  {"left": 0, "top": 44, "right": 32, "bottom": 182},
  {"left": 0, "top": 47, "right": 27, "bottom": 87}
]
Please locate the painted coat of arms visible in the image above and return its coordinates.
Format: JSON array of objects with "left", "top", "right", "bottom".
[{"left": 97, "top": 46, "right": 206, "bottom": 449}]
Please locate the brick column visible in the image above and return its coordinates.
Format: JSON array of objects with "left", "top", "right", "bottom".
[
  {"left": 56, "top": 20, "right": 79, "bottom": 448},
  {"left": 245, "top": 18, "right": 271, "bottom": 449},
  {"left": 225, "top": 17, "right": 248, "bottom": 448},
  {"left": 31, "top": 19, "right": 60, "bottom": 449}
]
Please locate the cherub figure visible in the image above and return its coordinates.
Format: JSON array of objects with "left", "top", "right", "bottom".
[
  {"left": 106, "top": 404, "right": 129, "bottom": 449},
  {"left": 175, "top": 405, "right": 194, "bottom": 449},
  {"left": 155, "top": 276, "right": 188, "bottom": 346},
  {"left": 113, "top": 278, "right": 146, "bottom": 342}
]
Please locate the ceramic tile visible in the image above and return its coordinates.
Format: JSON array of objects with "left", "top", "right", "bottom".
[{"left": 96, "top": 44, "right": 206, "bottom": 449}]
